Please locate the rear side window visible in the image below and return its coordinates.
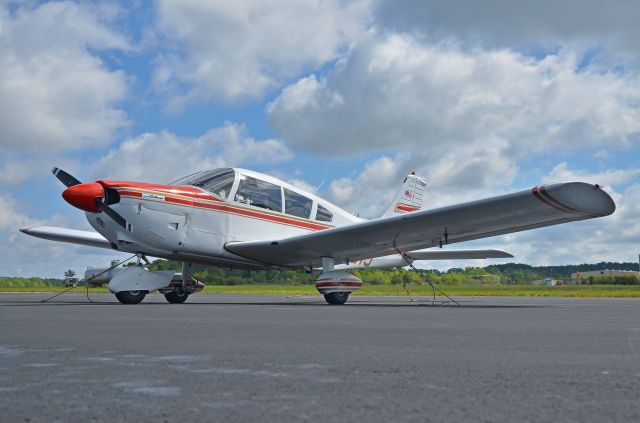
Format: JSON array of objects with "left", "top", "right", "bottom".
[
  {"left": 235, "top": 176, "right": 282, "bottom": 212},
  {"left": 284, "top": 188, "right": 312, "bottom": 219},
  {"left": 316, "top": 204, "right": 333, "bottom": 222}
]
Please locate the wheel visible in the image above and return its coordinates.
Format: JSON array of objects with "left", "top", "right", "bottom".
[
  {"left": 164, "top": 289, "right": 189, "bottom": 304},
  {"left": 324, "top": 292, "right": 350, "bottom": 305},
  {"left": 115, "top": 290, "right": 147, "bottom": 304}
]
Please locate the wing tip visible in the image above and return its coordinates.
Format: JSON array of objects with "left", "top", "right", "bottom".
[
  {"left": 492, "top": 249, "right": 514, "bottom": 258},
  {"left": 19, "top": 226, "right": 33, "bottom": 234},
  {"left": 543, "top": 182, "right": 616, "bottom": 217}
]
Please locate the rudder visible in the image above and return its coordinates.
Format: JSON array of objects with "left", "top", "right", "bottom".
[{"left": 382, "top": 172, "right": 427, "bottom": 217}]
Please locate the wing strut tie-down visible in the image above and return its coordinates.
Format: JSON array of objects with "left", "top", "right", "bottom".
[
  {"left": 393, "top": 241, "right": 460, "bottom": 306},
  {"left": 41, "top": 253, "right": 138, "bottom": 303}
]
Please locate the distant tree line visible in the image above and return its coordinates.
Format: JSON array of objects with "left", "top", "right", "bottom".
[
  {"left": 147, "top": 260, "right": 639, "bottom": 286},
  {"left": 0, "top": 277, "right": 66, "bottom": 288},
  {"left": 1, "top": 261, "right": 637, "bottom": 287}
]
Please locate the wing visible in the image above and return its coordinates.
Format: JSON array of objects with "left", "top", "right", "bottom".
[
  {"left": 406, "top": 249, "right": 513, "bottom": 260},
  {"left": 20, "top": 226, "right": 112, "bottom": 249},
  {"left": 225, "top": 182, "right": 615, "bottom": 268}
]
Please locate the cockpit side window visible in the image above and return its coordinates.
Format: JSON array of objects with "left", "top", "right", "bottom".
[
  {"left": 284, "top": 188, "right": 312, "bottom": 219},
  {"left": 316, "top": 204, "right": 333, "bottom": 222},
  {"left": 199, "top": 171, "right": 235, "bottom": 200},
  {"left": 169, "top": 170, "right": 208, "bottom": 185},
  {"left": 173, "top": 169, "right": 235, "bottom": 200},
  {"left": 235, "top": 176, "right": 282, "bottom": 212}
]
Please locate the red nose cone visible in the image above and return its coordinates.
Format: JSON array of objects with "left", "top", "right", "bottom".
[{"left": 62, "top": 183, "right": 104, "bottom": 212}]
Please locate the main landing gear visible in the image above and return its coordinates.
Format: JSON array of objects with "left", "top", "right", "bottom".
[
  {"left": 115, "top": 290, "right": 147, "bottom": 305},
  {"left": 315, "top": 257, "right": 363, "bottom": 305},
  {"left": 323, "top": 292, "right": 350, "bottom": 305},
  {"left": 164, "top": 288, "right": 189, "bottom": 304}
]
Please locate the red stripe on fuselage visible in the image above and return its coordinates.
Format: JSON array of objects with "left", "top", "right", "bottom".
[
  {"left": 99, "top": 180, "right": 215, "bottom": 200},
  {"left": 315, "top": 282, "right": 364, "bottom": 288},
  {"left": 116, "top": 188, "right": 333, "bottom": 232}
]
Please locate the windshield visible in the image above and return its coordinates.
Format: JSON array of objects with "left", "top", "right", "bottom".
[{"left": 170, "top": 168, "right": 236, "bottom": 200}]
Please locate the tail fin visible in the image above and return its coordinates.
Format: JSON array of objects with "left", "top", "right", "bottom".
[{"left": 382, "top": 173, "right": 427, "bottom": 217}]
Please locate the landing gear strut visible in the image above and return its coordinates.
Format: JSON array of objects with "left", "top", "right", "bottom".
[{"left": 162, "top": 261, "right": 194, "bottom": 304}]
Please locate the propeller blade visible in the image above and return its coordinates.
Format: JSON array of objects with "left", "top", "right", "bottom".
[
  {"left": 52, "top": 167, "right": 81, "bottom": 188},
  {"left": 96, "top": 199, "right": 127, "bottom": 229}
]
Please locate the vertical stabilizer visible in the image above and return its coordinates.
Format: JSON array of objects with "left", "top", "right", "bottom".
[{"left": 382, "top": 173, "right": 427, "bottom": 217}]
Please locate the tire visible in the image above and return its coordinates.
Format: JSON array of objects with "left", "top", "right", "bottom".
[
  {"left": 115, "top": 290, "right": 147, "bottom": 304},
  {"left": 324, "top": 292, "right": 350, "bottom": 305},
  {"left": 164, "top": 289, "right": 189, "bottom": 304}
]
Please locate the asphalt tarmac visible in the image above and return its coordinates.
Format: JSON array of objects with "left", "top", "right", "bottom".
[{"left": 1, "top": 292, "right": 640, "bottom": 422}]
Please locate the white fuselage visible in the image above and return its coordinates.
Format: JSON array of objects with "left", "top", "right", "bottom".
[{"left": 86, "top": 168, "right": 363, "bottom": 270}]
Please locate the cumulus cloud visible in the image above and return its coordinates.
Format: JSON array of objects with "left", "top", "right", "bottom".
[
  {"left": 475, "top": 187, "right": 632, "bottom": 267},
  {"left": 376, "top": 0, "right": 640, "bottom": 63},
  {"left": 323, "top": 146, "right": 518, "bottom": 219},
  {"left": 0, "top": 192, "right": 32, "bottom": 236},
  {"left": 0, "top": 155, "right": 82, "bottom": 186},
  {"left": 327, "top": 155, "right": 403, "bottom": 217},
  {"left": 0, "top": 2, "right": 130, "bottom": 152},
  {"left": 410, "top": 163, "right": 638, "bottom": 269},
  {"left": 153, "top": 0, "right": 372, "bottom": 109},
  {"left": 544, "top": 162, "right": 640, "bottom": 188},
  {"left": 269, "top": 32, "right": 640, "bottom": 159},
  {"left": 92, "top": 122, "right": 292, "bottom": 182},
  {"left": 0, "top": 190, "right": 129, "bottom": 278}
]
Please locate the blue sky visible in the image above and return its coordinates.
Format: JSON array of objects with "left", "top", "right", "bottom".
[{"left": 1, "top": 0, "right": 639, "bottom": 277}]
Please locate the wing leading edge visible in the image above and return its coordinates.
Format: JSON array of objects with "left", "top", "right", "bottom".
[
  {"left": 225, "top": 182, "right": 615, "bottom": 268},
  {"left": 19, "top": 226, "right": 112, "bottom": 249}
]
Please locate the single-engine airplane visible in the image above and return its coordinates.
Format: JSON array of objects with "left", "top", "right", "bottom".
[{"left": 20, "top": 167, "right": 615, "bottom": 305}]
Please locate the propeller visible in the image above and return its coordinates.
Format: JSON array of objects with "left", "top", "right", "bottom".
[
  {"left": 52, "top": 167, "right": 81, "bottom": 187},
  {"left": 52, "top": 167, "right": 128, "bottom": 229},
  {"left": 96, "top": 198, "right": 127, "bottom": 229}
]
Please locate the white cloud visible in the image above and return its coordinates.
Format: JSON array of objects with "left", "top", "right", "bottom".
[
  {"left": 0, "top": 2, "right": 130, "bottom": 152},
  {"left": 323, "top": 146, "right": 518, "bottom": 219},
  {"left": 0, "top": 192, "right": 32, "bottom": 236},
  {"left": 412, "top": 163, "right": 640, "bottom": 269},
  {"left": 328, "top": 155, "right": 403, "bottom": 217},
  {"left": 0, "top": 159, "right": 37, "bottom": 186},
  {"left": 269, "top": 32, "right": 640, "bottom": 159},
  {"left": 92, "top": 122, "right": 292, "bottom": 182},
  {"left": 0, "top": 200, "right": 129, "bottom": 278},
  {"left": 375, "top": 0, "right": 640, "bottom": 64},
  {"left": 0, "top": 190, "right": 132, "bottom": 278},
  {"left": 0, "top": 156, "right": 81, "bottom": 186},
  {"left": 474, "top": 183, "right": 636, "bottom": 267},
  {"left": 544, "top": 162, "right": 640, "bottom": 188},
  {"left": 153, "top": 0, "right": 372, "bottom": 109}
]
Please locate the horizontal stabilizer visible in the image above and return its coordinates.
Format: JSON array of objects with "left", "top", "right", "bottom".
[
  {"left": 19, "top": 226, "right": 112, "bottom": 249},
  {"left": 405, "top": 249, "right": 513, "bottom": 260}
]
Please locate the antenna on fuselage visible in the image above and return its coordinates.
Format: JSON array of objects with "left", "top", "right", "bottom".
[{"left": 313, "top": 180, "right": 325, "bottom": 194}]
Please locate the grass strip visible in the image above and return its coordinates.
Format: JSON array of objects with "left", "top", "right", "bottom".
[{"left": 3, "top": 284, "right": 640, "bottom": 297}]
